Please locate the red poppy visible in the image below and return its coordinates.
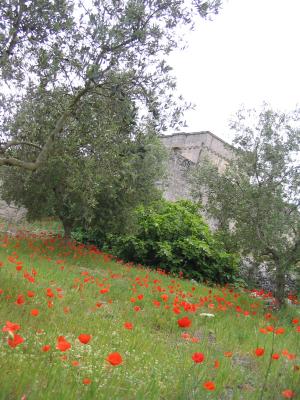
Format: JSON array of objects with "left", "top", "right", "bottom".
[
  {"left": 224, "top": 351, "right": 233, "bottom": 357},
  {"left": 192, "top": 352, "right": 205, "bottom": 363},
  {"left": 124, "top": 322, "right": 133, "bottom": 330},
  {"left": 177, "top": 316, "right": 192, "bottom": 328},
  {"left": 106, "top": 352, "right": 123, "bottom": 366},
  {"left": 15, "top": 294, "right": 25, "bottom": 305},
  {"left": 203, "top": 381, "right": 216, "bottom": 391},
  {"left": 82, "top": 378, "right": 91, "bottom": 385},
  {"left": 255, "top": 348, "right": 265, "bottom": 357},
  {"left": 31, "top": 309, "right": 39, "bottom": 317},
  {"left": 42, "top": 345, "right": 51, "bottom": 352},
  {"left": 78, "top": 334, "right": 92, "bottom": 344},
  {"left": 272, "top": 353, "right": 280, "bottom": 360},
  {"left": 275, "top": 327, "right": 285, "bottom": 335},
  {"left": 46, "top": 288, "right": 54, "bottom": 298},
  {"left": 296, "top": 326, "right": 300, "bottom": 333},
  {"left": 56, "top": 336, "right": 71, "bottom": 352},
  {"left": 137, "top": 294, "right": 144, "bottom": 300},
  {"left": 292, "top": 318, "right": 299, "bottom": 325},
  {"left": 134, "top": 306, "right": 141, "bottom": 312},
  {"left": 27, "top": 290, "right": 35, "bottom": 298},
  {"left": 214, "top": 360, "right": 220, "bottom": 368},
  {"left": 8, "top": 333, "right": 24, "bottom": 348},
  {"left": 281, "top": 389, "right": 295, "bottom": 398},
  {"left": 2, "top": 321, "right": 20, "bottom": 333}
]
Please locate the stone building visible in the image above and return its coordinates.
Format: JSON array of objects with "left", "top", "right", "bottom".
[{"left": 159, "top": 131, "right": 233, "bottom": 202}]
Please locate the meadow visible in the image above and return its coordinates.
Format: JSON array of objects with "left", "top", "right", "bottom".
[{"left": 0, "top": 223, "right": 299, "bottom": 399}]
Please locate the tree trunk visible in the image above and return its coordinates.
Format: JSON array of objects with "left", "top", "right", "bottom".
[
  {"left": 60, "top": 217, "right": 73, "bottom": 240},
  {"left": 274, "top": 266, "right": 286, "bottom": 308}
]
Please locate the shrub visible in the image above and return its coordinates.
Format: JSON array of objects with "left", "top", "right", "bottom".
[{"left": 105, "top": 200, "right": 239, "bottom": 284}]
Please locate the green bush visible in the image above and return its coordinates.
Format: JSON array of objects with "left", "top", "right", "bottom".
[{"left": 104, "top": 200, "right": 239, "bottom": 284}]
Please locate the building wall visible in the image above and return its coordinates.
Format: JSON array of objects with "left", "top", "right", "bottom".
[{"left": 159, "top": 131, "right": 233, "bottom": 202}]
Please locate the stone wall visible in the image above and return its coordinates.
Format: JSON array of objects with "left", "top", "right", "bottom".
[{"left": 159, "top": 131, "right": 233, "bottom": 201}]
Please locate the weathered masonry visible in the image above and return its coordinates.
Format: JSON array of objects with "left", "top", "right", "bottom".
[{"left": 159, "top": 131, "right": 233, "bottom": 201}]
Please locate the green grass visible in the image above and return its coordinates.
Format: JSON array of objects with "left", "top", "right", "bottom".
[{"left": 0, "top": 229, "right": 299, "bottom": 399}]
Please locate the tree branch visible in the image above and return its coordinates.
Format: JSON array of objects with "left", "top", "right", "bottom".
[{"left": 0, "top": 140, "right": 42, "bottom": 151}]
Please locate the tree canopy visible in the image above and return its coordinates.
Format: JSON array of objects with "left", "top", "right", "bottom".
[
  {"left": 0, "top": 0, "right": 222, "bottom": 170},
  {"left": 190, "top": 106, "right": 300, "bottom": 305},
  {"left": 0, "top": 85, "right": 166, "bottom": 239}
]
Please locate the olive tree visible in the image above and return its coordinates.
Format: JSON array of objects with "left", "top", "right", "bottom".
[{"left": 191, "top": 106, "right": 300, "bottom": 306}]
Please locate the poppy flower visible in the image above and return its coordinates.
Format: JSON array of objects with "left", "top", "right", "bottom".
[
  {"left": 292, "top": 318, "right": 299, "bottom": 325},
  {"left": 177, "top": 316, "right": 192, "bottom": 328},
  {"left": 31, "top": 309, "right": 39, "bottom": 317},
  {"left": 272, "top": 353, "right": 280, "bottom": 360},
  {"left": 78, "top": 334, "right": 92, "bottom": 344},
  {"left": 124, "top": 322, "right": 133, "bottom": 330},
  {"left": 296, "top": 326, "right": 300, "bottom": 333},
  {"left": 192, "top": 352, "right": 205, "bottom": 363},
  {"left": 106, "top": 352, "right": 123, "bottom": 366},
  {"left": 134, "top": 306, "right": 141, "bottom": 312},
  {"left": 137, "top": 294, "right": 144, "bottom": 300},
  {"left": 255, "top": 348, "right": 265, "bottom": 357},
  {"left": 281, "top": 389, "right": 295, "bottom": 398},
  {"left": 72, "top": 360, "right": 80, "bottom": 367},
  {"left": 8, "top": 333, "right": 24, "bottom": 348},
  {"left": 2, "top": 321, "right": 20, "bottom": 333},
  {"left": 203, "top": 381, "right": 216, "bottom": 391},
  {"left": 224, "top": 351, "right": 233, "bottom": 357},
  {"left": 275, "top": 327, "right": 285, "bottom": 335},
  {"left": 27, "top": 290, "right": 35, "bottom": 298},
  {"left": 214, "top": 360, "right": 220, "bottom": 369},
  {"left": 42, "top": 345, "right": 51, "bottom": 352},
  {"left": 82, "top": 378, "right": 91, "bottom": 385},
  {"left": 56, "top": 336, "right": 71, "bottom": 352},
  {"left": 15, "top": 294, "right": 25, "bottom": 305}
]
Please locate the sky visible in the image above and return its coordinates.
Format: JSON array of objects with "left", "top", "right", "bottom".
[{"left": 167, "top": 0, "right": 300, "bottom": 143}]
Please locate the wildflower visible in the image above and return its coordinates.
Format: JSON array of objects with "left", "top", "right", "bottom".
[
  {"left": 8, "top": 333, "right": 24, "bottom": 348},
  {"left": 272, "top": 353, "right": 280, "bottom": 360},
  {"left": 281, "top": 389, "right": 295, "bottom": 398},
  {"left": 292, "top": 318, "right": 299, "bottom": 325},
  {"left": 224, "top": 351, "right": 233, "bottom": 357},
  {"left": 31, "top": 309, "right": 39, "bottom": 317},
  {"left": 82, "top": 378, "right": 91, "bottom": 385},
  {"left": 255, "top": 348, "right": 265, "bottom": 357},
  {"left": 192, "top": 352, "right": 205, "bottom": 363},
  {"left": 56, "top": 336, "right": 71, "bottom": 352},
  {"left": 106, "top": 352, "right": 123, "bottom": 366},
  {"left": 203, "top": 381, "right": 215, "bottom": 391},
  {"left": 275, "top": 327, "right": 285, "bottom": 335},
  {"left": 177, "top": 316, "right": 192, "bottom": 328},
  {"left": 78, "top": 334, "right": 92, "bottom": 344},
  {"left": 124, "top": 322, "right": 133, "bottom": 330},
  {"left": 42, "top": 345, "right": 51, "bottom": 352},
  {"left": 72, "top": 360, "right": 80, "bottom": 366},
  {"left": 15, "top": 294, "right": 25, "bottom": 305},
  {"left": 2, "top": 321, "right": 20, "bottom": 333}
]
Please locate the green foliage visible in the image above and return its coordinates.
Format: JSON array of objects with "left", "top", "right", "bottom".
[
  {"left": 105, "top": 200, "right": 239, "bottom": 283},
  {"left": 0, "top": 87, "right": 167, "bottom": 239},
  {"left": 190, "top": 105, "right": 300, "bottom": 304},
  {"left": 0, "top": 0, "right": 222, "bottom": 170}
]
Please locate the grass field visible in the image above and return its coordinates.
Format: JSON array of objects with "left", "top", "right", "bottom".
[{"left": 0, "top": 228, "right": 299, "bottom": 399}]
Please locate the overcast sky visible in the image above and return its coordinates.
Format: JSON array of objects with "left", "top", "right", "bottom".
[{"left": 167, "top": 0, "right": 300, "bottom": 143}]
